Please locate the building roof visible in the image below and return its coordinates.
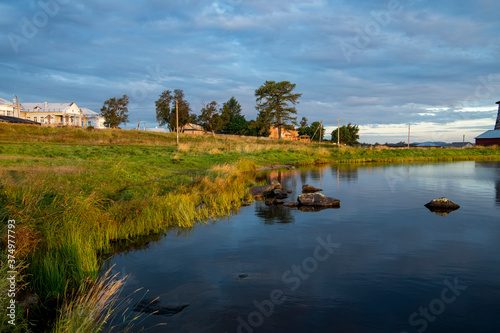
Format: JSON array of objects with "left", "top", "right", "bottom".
[
  {"left": 20, "top": 102, "right": 77, "bottom": 113},
  {"left": 144, "top": 127, "right": 167, "bottom": 133},
  {"left": 416, "top": 142, "right": 444, "bottom": 147},
  {"left": 0, "top": 115, "right": 40, "bottom": 125},
  {"left": 449, "top": 142, "right": 473, "bottom": 148},
  {"left": 80, "top": 108, "right": 101, "bottom": 117},
  {"left": 182, "top": 123, "right": 204, "bottom": 131},
  {"left": 475, "top": 129, "right": 500, "bottom": 139},
  {"left": 0, "top": 98, "right": 14, "bottom": 106}
]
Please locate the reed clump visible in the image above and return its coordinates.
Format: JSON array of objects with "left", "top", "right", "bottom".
[{"left": 52, "top": 267, "right": 132, "bottom": 333}]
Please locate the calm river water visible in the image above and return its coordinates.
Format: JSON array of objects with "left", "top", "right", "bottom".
[{"left": 106, "top": 161, "right": 500, "bottom": 333}]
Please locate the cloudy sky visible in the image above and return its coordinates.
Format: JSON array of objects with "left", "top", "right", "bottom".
[{"left": 1, "top": 0, "right": 500, "bottom": 143}]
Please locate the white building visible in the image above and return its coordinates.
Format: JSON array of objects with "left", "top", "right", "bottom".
[
  {"left": 20, "top": 102, "right": 83, "bottom": 126},
  {"left": 1, "top": 97, "right": 106, "bottom": 128},
  {"left": 0, "top": 98, "right": 19, "bottom": 117},
  {"left": 80, "top": 108, "right": 106, "bottom": 128}
]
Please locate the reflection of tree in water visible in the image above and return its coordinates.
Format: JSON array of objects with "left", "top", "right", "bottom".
[
  {"left": 475, "top": 161, "right": 500, "bottom": 206},
  {"left": 296, "top": 166, "right": 327, "bottom": 185},
  {"left": 496, "top": 179, "right": 500, "bottom": 206},
  {"left": 330, "top": 165, "right": 359, "bottom": 183},
  {"left": 254, "top": 202, "right": 295, "bottom": 224}
]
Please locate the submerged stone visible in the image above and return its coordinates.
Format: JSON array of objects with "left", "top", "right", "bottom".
[
  {"left": 249, "top": 181, "right": 282, "bottom": 198},
  {"left": 272, "top": 189, "right": 288, "bottom": 199},
  {"left": 297, "top": 193, "right": 340, "bottom": 207},
  {"left": 302, "top": 184, "right": 323, "bottom": 193},
  {"left": 425, "top": 197, "right": 460, "bottom": 216},
  {"left": 425, "top": 197, "right": 460, "bottom": 209},
  {"left": 134, "top": 298, "right": 189, "bottom": 316}
]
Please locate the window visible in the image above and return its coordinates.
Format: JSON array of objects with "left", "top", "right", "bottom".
[
  {"left": 34, "top": 117, "right": 37, "bottom": 122},
  {"left": 88, "top": 121, "right": 92, "bottom": 126},
  {"left": 40, "top": 117, "right": 45, "bottom": 123}
]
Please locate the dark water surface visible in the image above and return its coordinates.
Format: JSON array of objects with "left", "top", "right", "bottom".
[{"left": 106, "top": 161, "right": 500, "bottom": 333}]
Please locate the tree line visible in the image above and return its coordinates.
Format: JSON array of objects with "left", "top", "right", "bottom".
[{"left": 99, "top": 81, "right": 360, "bottom": 144}]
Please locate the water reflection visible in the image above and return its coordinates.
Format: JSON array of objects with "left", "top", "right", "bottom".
[
  {"left": 297, "top": 205, "right": 340, "bottom": 212},
  {"left": 425, "top": 206, "right": 459, "bottom": 216},
  {"left": 104, "top": 161, "right": 500, "bottom": 333},
  {"left": 330, "top": 164, "right": 360, "bottom": 183},
  {"left": 475, "top": 161, "right": 500, "bottom": 206},
  {"left": 254, "top": 201, "right": 295, "bottom": 224}
]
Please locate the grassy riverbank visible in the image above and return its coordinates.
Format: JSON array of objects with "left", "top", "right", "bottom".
[{"left": 1, "top": 123, "right": 499, "bottom": 332}]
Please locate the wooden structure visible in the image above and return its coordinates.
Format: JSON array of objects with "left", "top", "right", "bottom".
[
  {"left": 269, "top": 126, "right": 299, "bottom": 140},
  {"left": 181, "top": 123, "right": 205, "bottom": 135},
  {"left": 298, "top": 135, "right": 311, "bottom": 142}
]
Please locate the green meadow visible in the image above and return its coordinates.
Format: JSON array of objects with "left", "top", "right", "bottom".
[{"left": 1, "top": 123, "right": 499, "bottom": 332}]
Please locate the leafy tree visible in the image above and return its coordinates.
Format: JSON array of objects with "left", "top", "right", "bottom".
[
  {"left": 155, "top": 90, "right": 174, "bottom": 130},
  {"left": 155, "top": 89, "right": 192, "bottom": 132},
  {"left": 221, "top": 97, "right": 242, "bottom": 133},
  {"left": 246, "top": 119, "right": 266, "bottom": 137},
  {"left": 100, "top": 94, "right": 129, "bottom": 128},
  {"left": 255, "top": 80, "right": 302, "bottom": 139},
  {"left": 331, "top": 123, "right": 360, "bottom": 145},
  {"left": 228, "top": 114, "right": 248, "bottom": 135},
  {"left": 252, "top": 108, "right": 272, "bottom": 137},
  {"left": 298, "top": 119, "right": 325, "bottom": 141},
  {"left": 298, "top": 117, "right": 312, "bottom": 137},
  {"left": 199, "top": 101, "right": 222, "bottom": 135},
  {"left": 310, "top": 121, "right": 325, "bottom": 141},
  {"left": 299, "top": 116, "right": 308, "bottom": 129}
]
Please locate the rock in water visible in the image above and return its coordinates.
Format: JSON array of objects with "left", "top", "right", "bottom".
[
  {"left": 425, "top": 197, "right": 460, "bottom": 216},
  {"left": 272, "top": 189, "right": 288, "bottom": 199},
  {"left": 302, "top": 184, "right": 323, "bottom": 193},
  {"left": 134, "top": 298, "right": 189, "bottom": 316},
  {"left": 297, "top": 193, "right": 340, "bottom": 207},
  {"left": 273, "top": 199, "right": 284, "bottom": 205},
  {"left": 249, "top": 181, "right": 282, "bottom": 198},
  {"left": 425, "top": 197, "right": 460, "bottom": 209}
]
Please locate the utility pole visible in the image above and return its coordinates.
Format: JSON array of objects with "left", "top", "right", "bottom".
[
  {"left": 337, "top": 118, "right": 340, "bottom": 145},
  {"left": 463, "top": 134, "right": 465, "bottom": 144},
  {"left": 15, "top": 96, "right": 20, "bottom": 118},
  {"left": 176, "top": 99, "right": 179, "bottom": 145},
  {"left": 319, "top": 121, "right": 322, "bottom": 143},
  {"left": 408, "top": 125, "right": 411, "bottom": 149}
]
